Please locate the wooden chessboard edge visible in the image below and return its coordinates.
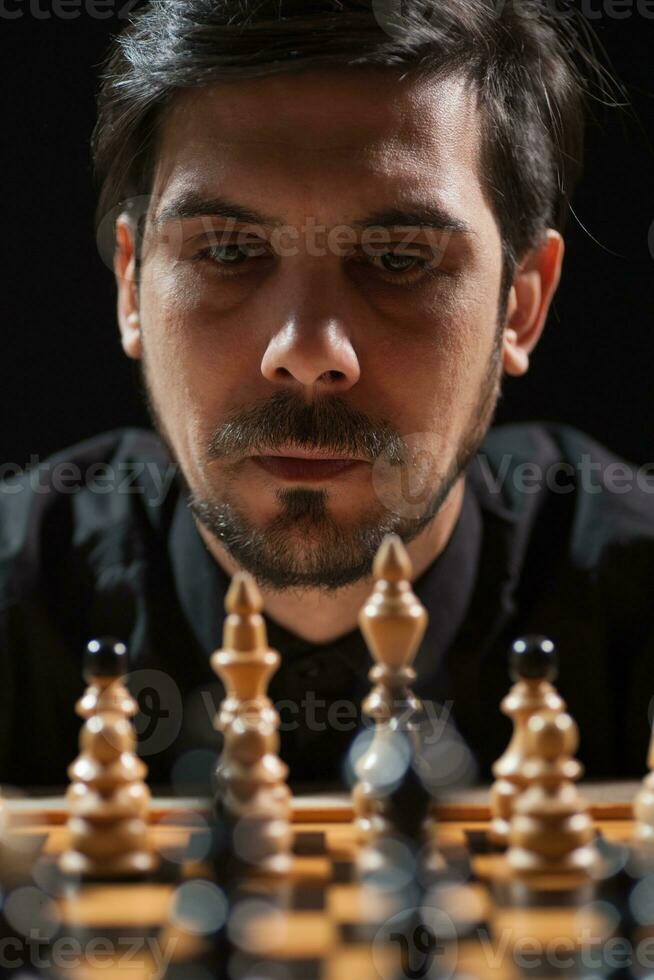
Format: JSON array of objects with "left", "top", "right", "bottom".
[
  {"left": 290, "top": 796, "right": 636, "bottom": 823},
  {"left": 6, "top": 796, "right": 208, "bottom": 826},
  {"left": 4, "top": 793, "right": 635, "bottom": 826}
]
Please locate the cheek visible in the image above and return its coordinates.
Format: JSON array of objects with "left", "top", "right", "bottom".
[
  {"left": 139, "top": 275, "right": 230, "bottom": 463},
  {"left": 140, "top": 270, "right": 290, "bottom": 491},
  {"left": 386, "top": 289, "right": 496, "bottom": 385},
  {"left": 370, "top": 281, "right": 497, "bottom": 423},
  {"left": 141, "top": 261, "right": 258, "bottom": 402},
  {"left": 426, "top": 254, "right": 503, "bottom": 372}
]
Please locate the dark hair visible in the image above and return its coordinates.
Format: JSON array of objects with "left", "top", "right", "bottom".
[{"left": 93, "top": 0, "right": 593, "bottom": 289}]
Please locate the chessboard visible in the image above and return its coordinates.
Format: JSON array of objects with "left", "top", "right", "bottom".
[
  {"left": 0, "top": 785, "right": 649, "bottom": 980},
  {"left": 7, "top": 539, "right": 653, "bottom": 979}
]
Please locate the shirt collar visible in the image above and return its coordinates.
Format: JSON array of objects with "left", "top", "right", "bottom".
[{"left": 410, "top": 476, "right": 482, "bottom": 683}]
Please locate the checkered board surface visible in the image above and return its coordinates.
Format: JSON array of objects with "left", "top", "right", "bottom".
[{"left": 1, "top": 792, "right": 646, "bottom": 980}]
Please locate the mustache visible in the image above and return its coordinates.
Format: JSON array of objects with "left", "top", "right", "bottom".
[{"left": 207, "top": 391, "right": 406, "bottom": 464}]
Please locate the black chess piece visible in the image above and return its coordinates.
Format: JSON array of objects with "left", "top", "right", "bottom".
[
  {"left": 509, "top": 635, "right": 558, "bottom": 683},
  {"left": 83, "top": 636, "right": 129, "bottom": 680}
]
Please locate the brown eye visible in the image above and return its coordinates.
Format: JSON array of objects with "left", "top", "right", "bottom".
[
  {"left": 194, "top": 240, "right": 270, "bottom": 277},
  {"left": 375, "top": 252, "right": 422, "bottom": 273},
  {"left": 207, "top": 244, "right": 251, "bottom": 265}
]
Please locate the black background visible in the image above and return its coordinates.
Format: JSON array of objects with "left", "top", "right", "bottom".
[{"left": 1, "top": 2, "right": 653, "bottom": 469}]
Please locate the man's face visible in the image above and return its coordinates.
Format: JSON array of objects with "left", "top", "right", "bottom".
[{"left": 131, "top": 67, "right": 506, "bottom": 589}]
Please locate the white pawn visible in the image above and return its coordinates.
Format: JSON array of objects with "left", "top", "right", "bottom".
[
  {"left": 489, "top": 636, "right": 564, "bottom": 847},
  {"left": 507, "top": 710, "right": 596, "bottom": 877}
]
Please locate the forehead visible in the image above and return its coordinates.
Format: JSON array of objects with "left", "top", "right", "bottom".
[{"left": 151, "top": 67, "right": 485, "bottom": 222}]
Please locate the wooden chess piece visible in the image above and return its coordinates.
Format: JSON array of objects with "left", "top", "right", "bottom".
[
  {"left": 66, "top": 638, "right": 150, "bottom": 816},
  {"left": 353, "top": 535, "right": 431, "bottom": 848},
  {"left": 60, "top": 638, "right": 156, "bottom": 878},
  {"left": 506, "top": 710, "right": 597, "bottom": 877},
  {"left": 489, "top": 636, "right": 565, "bottom": 847},
  {"left": 211, "top": 573, "right": 293, "bottom": 876},
  {"left": 633, "top": 722, "right": 654, "bottom": 845},
  {"left": 0, "top": 790, "right": 9, "bottom": 881}
]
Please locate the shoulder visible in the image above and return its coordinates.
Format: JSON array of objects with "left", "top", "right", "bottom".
[
  {"left": 470, "top": 421, "right": 654, "bottom": 568},
  {"left": 0, "top": 428, "right": 178, "bottom": 605}
]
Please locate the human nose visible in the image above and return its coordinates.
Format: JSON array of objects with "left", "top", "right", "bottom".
[{"left": 260, "top": 314, "right": 361, "bottom": 394}]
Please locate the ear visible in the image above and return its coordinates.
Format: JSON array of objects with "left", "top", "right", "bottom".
[
  {"left": 114, "top": 215, "right": 142, "bottom": 360},
  {"left": 502, "top": 230, "right": 564, "bottom": 377}
]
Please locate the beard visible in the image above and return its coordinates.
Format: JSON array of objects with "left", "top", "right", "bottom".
[{"left": 140, "top": 335, "right": 503, "bottom": 592}]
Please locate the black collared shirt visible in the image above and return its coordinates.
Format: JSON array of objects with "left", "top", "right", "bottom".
[{"left": 2, "top": 422, "right": 654, "bottom": 790}]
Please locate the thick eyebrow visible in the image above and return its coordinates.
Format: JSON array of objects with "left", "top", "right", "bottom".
[
  {"left": 153, "top": 193, "right": 284, "bottom": 229},
  {"left": 153, "top": 193, "right": 472, "bottom": 235},
  {"left": 351, "top": 205, "right": 472, "bottom": 236}
]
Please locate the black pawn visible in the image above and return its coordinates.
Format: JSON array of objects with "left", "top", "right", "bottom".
[
  {"left": 509, "top": 635, "right": 558, "bottom": 683},
  {"left": 83, "top": 636, "right": 128, "bottom": 681}
]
